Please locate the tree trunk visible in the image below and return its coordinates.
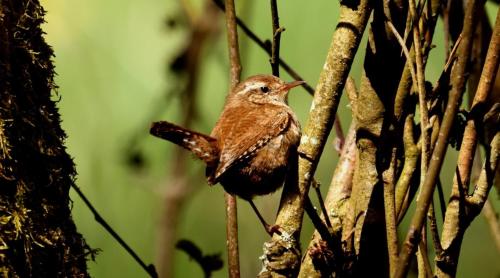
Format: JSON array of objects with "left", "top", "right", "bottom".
[{"left": 0, "top": 1, "right": 91, "bottom": 276}]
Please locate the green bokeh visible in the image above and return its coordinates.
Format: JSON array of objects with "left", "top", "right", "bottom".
[{"left": 40, "top": 0, "right": 499, "bottom": 277}]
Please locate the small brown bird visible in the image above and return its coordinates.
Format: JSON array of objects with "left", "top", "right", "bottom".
[{"left": 150, "top": 74, "right": 303, "bottom": 234}]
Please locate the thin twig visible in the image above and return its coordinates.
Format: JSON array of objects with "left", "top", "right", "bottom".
[
  {"left": 298, "top": 123, "right": 357, "bottom": 277},
  {"left": 436, "top": 179, "right": 446, "bottom": 219},
  {"left": 386, "top": 20, "right": 418, "bottom": 89},
  {"left": 394, "top": 0, "right": 483, "bottom": 275},
  {"left": 304, "top": 197, "right": 335, "bottom": 245},
  {"left": 383, "top": 148, "right": 399, "bottom": 277},
  {"left": 417, "top": 233, "right": 434, "bottom": 278},
  {"left": 408, "top": 0, "right": 433, "bottom": 275},
  {"left": 71, "top": 184, "right": 158, "bottom": 278},
  {"left": 269, "top": 0, "right": 282, "bottom": 77},
  {"left": 428, "top": 201, "right": 443, "bottom": 256},
  {"left": 444, "top": 34, "right": 463, "bottom": 71},
  {"left": 409, "top": 0, "right": 431, "bottom": 191},
  {"left": 395, "top": 115, "right": 419, "bottom": 221},
  {"left": 312, "top": 180, "right": 333, "bottom": 231},
  {"left": 223, "top": 0, "right": 241, "bottom": 277},
  {"left": 483, "top": 199, "right": 500, "bottom": 253},
  {"left": 212, "top": 0, "right": 310, "bottom": 92}
]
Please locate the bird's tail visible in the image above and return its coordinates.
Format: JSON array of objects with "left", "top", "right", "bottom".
[{"left": 150, "top": 121, "right": 219, "bottom": 166}]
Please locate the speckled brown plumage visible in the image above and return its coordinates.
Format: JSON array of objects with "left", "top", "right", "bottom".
[{"left": 151, "top": 74, "right": 302, "bottom": 200}]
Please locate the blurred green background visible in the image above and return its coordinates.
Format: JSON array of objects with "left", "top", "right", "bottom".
[{"left": 40, "top": 0, "right": 499, "bottom": 277}]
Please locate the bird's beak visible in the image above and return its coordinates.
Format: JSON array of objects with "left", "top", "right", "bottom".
[{"left": 282, "top": 80, "right": 305, "bottom": 91}]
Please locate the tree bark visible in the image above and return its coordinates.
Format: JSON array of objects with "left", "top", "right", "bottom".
[{"left": 0, "top": 1, "right": 91, "bottom": 276}]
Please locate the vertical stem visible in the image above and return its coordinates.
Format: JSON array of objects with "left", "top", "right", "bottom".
[
  {"left": 383, "top": 149, "right": 399, "bottom": 277},
  {"left": 409, "top": 0, "right": 430, "bottom": 182},
  {"left": 409, "top": 0, "right": 431, "bottom": 271},
  {"left": 223, "top": 0, "right": 241, "bottom": 277},
  {"left": 225, "top": 0, "right": 242, "bottom": 89},
  {"left": 270, "top": 0, "right": 281, "bottom": 77},
  {"left": 224, "top": 194, "right": 240, "bottom": 278}
]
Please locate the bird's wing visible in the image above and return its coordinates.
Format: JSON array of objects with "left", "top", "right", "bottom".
[{"left": 211, "top": 106, "right": 290, "bottom": 180}]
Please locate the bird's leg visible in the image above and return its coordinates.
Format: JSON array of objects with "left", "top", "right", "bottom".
[{"left": 248, "top": 200, "right": 281, "bottom": 236}]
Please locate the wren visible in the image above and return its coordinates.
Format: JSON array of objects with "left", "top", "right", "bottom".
[{"left": 150, "top": 74, "right": 303, "bottom": 233}]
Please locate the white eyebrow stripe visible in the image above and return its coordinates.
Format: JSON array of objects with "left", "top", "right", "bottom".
[{"left": 237, "top": 82, "right": 267, "bottom": 95}]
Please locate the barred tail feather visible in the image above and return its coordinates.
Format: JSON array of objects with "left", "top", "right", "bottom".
[{"left": 150, "top": 121, "right": 219, "bottom": 165}]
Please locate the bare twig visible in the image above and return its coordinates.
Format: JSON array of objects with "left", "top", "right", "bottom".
[
  {"left": 212, "top": 0, "right": 310, "bottom": 92},
  {"left": 383, "top": 149, "right": 399, "bottom": 277},
  {"left": 394, "top": 0, "right": 484, "bottom": 275},
  {"left": 417, "top": 236, "right": 434, "bottom": 278},
  {"left": 312, "top": 180, "right": 333, "bottom": 231},
  {"left": 395, "top": 115, "right": 419, "bottom": 221},
  {"left": 304, "top": 197, "right": 335, "bottom": 246},
  {"left": 175, "top": 239, "right": 223, "bottom": 278},
  {"left": 444, "top": 35, "right": 462, "bottom": 71},
  {"left": 223, "top": 0, "right": 241, "bottom": 277},
  {"left": 483, "top": 199, "right": 500, "bottom": 253},
  {"left": 436, "top": 179, "right": 447, "bottom": 219},
  {"left": 72, "top": 184, "right": 158, "bottom": 278},
  {"left": 428, "top": 201, "right": 443, "bottom": 256},
  {"left": 225, "top": 0, "right": 241, "bottom": 90},
  {"left": 269, "top": 0, "right": 282, "bottom": 77},
  {"left": 408, "top": 0, "right": 433, "bottom": 275},
  {"left": 409, "top": 0, "right": 431, "bottom": 186},
  {"left": 298, "top": 123, "right": 357, "bottom": 277},
  {"left": 386, "top": 20, "right": 418, "bottom": 87}
]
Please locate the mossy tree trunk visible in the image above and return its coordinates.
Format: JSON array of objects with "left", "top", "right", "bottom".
[{"left": 0, "top": 1, "right": 91, "bottom": 277}]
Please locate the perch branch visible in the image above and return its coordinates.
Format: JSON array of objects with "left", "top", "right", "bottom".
[{"left": 483, "top": 199, "right": 500, "bottom": 253}]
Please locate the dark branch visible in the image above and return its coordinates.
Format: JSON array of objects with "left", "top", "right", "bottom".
[{"left": 71, "top": 184, "right": 158, "bottom": 278}]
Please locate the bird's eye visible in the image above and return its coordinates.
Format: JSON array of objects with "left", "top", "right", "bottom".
[{"left": 260, "top": 86, "right": 270, "bottom": 93}]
